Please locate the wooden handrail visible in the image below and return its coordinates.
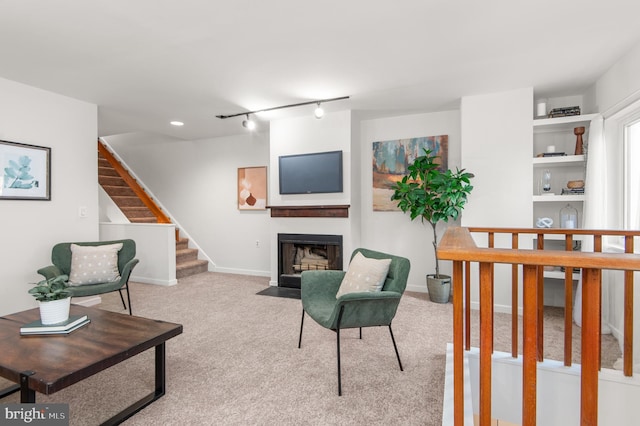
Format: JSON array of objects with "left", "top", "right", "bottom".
[
  {"left": 438, "top": 229, "right": 640, "bottom": 269},
  {"left": 98, "top": 141, "right": 172, "bottom": 225},
  {"left": 439, "top": 226, "right": 640, "bottom": 426}
]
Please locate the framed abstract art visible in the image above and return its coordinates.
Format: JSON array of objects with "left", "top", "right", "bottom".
[
  {"left": 238, "top": 166, "right": 267, "bottom": 210},
  {"left": 372, "top": 135, "right": 448, "bottom": 211}
]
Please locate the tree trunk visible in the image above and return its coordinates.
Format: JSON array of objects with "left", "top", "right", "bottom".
[{"left": 430, "top": 221, "right": 439, "bottom": 277}]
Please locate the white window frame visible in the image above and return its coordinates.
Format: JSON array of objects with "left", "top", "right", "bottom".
[{"left": 623, "top": 112, "right": 640, "bottom": 229}]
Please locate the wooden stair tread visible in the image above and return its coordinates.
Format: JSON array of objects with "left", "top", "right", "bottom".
[
  {"left": 176, "top": 258, "right": 208, "bottom": 279},
  {"left": 128, "top": 217, "right": 157, "bottom": 223},
  {"left": 176, "top": 248, "right": 198, "bottom": 255},
  {"left": 102, "top": 188, "right": 136, "bottom": 197},
  {"left": 176, "top": 259, "right": 208, "bottom": 268}
]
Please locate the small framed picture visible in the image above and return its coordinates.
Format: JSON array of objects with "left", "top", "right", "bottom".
[
  {"left": 0, "top": 139, "right": 51, "bottom": 200},
  {"left": 238, "top": 166, "right": 267, "bottom": 210}
]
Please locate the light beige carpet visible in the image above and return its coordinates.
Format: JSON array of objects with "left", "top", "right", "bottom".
[{"left": 0, "top": 272, "right": 621, "bottom": 425}]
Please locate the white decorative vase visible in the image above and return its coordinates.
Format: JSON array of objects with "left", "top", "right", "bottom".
[{"left": 38, "top": 298, "right": 71, "bottom": 325}]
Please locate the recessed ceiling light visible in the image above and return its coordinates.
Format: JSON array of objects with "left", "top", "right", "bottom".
[{"left": 170, "top": 121, "right": 184, "bottom": 126}]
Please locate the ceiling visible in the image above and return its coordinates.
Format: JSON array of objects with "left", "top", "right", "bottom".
[{"left": 1, "top": 0, "right": 640, "bottom": 141}]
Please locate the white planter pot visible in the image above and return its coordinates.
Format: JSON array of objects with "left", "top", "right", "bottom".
[{"left": 38, "top": 298, "right": 71, "bottom": 325}]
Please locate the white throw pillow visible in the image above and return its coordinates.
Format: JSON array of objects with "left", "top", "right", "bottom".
[
  {"left": 68, "top": 243, "right": 123, "bottom": 286},
  {"left": 336, "top": 252, "right": 392, "bottom": 298}
]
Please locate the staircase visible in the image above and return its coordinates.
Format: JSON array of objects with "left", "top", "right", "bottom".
[
  {"left": 175, "top": 237, "right": 208, "bottom": 278},
  {"left": 98, "top": 145, "right": 209, "bottom": 279},
  {"left": 98, "top": 153, "right": 156, "bottom": 223}
]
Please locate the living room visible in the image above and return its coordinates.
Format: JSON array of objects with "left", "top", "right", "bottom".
[
  {"left": 3, "top": 2, "right": 640, "bottom": 425},
  {"left": 2, "top": 1, "right": 640, "bottom": 315}
]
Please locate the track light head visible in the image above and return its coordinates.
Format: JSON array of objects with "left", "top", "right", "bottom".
[
  {"left": 242, "top": 114, "right": 256, "bottom": 130},
  {"left": 314, "top": 102, "right": 324, "bottom": 119}
]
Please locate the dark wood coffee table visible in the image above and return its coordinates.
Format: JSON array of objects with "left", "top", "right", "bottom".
[{"left": 0, "top": 305, "right": 182, "bottom": 425}]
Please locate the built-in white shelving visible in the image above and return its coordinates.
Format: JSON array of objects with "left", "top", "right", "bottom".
[
  {"left": 533, "top": 194, "right": 585, "bottom": 202},
  {"left": 531, "top": 112, "right": 600, "bottom": 308},
  {"left": 533, "top": 113, "right": 599, "bottom": 129},
  {"left": 531, "top": 114, "right": 595, "bottom": 228},
  {"left": 532, "top": 154, "right": 585, "bottom": 166}
]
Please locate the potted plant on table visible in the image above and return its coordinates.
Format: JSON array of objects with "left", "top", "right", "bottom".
[
  {"left": 390, "top": 149, "right": 474, "bottom": 303},
  {"left": 28, "top": 275, "right": 72, "bottom": 324}
]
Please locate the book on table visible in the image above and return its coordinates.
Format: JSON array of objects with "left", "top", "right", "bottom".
[{"left": 20, "top": 314, "right": 90, "bottom": 335}]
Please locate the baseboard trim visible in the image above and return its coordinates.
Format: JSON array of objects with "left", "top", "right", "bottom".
[
  {"left": 130, "top": 275, "right": 178, "bottom": 286},
  {"left": 71, "top": 296, "right": 102, "bottom": 307},
  {"left": 470, "top": 301, "right": 523, "bottom": 316},
  {"left": 212, "top": 267, "right": 270, "bottom": 277},
  {"left": 406, "top": 283, "right": 428, "bottom": 293}
]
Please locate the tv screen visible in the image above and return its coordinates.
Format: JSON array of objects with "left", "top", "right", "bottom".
[{"left": 278, "top": 150, "right": 343, "bottom": 195}]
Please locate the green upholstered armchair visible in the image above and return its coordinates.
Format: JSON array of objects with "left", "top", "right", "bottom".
[
  {"left": 298, "top": 248, "right": 411, "bottom": 395},
  {"left": 37, "top": 239, "right": 139, "bottom": 315}
]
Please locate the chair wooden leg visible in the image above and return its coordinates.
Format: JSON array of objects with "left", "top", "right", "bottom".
[
  {"left": 388, "top": 324, "right": 403, "bottom": 371},
  {"left": 298, "top": 309, "right": 305, "bottom": 349}
]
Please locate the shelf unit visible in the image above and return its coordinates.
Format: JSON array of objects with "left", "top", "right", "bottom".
[
  {"left": 532, "top": 113, "right": 599, "bottom": 307},
  {"left": 531, "top": 114, "right": 597, "bottom": 229},
  {"left": 532, "top": 154, "right": 585, "bottom": 166},
  {"left": 533, "top": 194, "right": 585, "bottom": 203},
  {"left": 532, "top": 113, "right": 599, "bottom": 130}
]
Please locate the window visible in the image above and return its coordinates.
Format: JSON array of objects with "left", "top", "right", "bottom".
[{"left": 624, "top": 116, "right": 640, "bottom": 229}]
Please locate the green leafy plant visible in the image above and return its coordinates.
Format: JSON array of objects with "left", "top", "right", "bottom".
[
  {"left": 28, "top": 275, "right": 71, "bottom": 301},
  {"left": 390, "top": 149, "right": 474, "bottom": 277}
]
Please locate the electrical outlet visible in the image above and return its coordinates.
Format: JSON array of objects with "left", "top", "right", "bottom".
[
  {"left": 255, "top": 240, "right": 260, "bottom": 248},
  {"left": 78, "top": 206, "right": 87, "bottom": 217}
]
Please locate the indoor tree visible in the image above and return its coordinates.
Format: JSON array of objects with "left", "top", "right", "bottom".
[{"left": 390, "top": 149, "right": 474, "bottom": 279}]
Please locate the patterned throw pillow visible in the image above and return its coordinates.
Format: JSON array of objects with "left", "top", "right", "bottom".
[
  {"left": 68, "top": 243, "right": 123, "bottom": 286},
  {"left": 335, "top": 252, "right": 392, "bottom": 298}
]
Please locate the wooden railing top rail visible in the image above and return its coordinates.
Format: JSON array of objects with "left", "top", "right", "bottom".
[
  {"left": 438, "top": 227, "right": 640, "bottom": 271},
  {"left": 467, "top": 226, "right": 640, "bottom": 237}
]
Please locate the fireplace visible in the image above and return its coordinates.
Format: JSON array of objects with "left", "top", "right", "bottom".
[{"left": 278, "top": 233, "right": 343, "bottom": 288}]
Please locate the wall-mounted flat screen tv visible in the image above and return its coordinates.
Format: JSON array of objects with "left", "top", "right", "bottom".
[{"left": 278, "top": 150, "right": 343, "bottom": 194}]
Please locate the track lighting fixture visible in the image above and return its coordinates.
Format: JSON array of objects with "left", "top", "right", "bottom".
[
  {"left": 216, "top": 96, "right": 349, "bottom": 128},
  {"left": 242, "top": 114, "right": 256, "bottom": 130},
  {"left": 314, "top": 102, "right": 324, "bottom": 119}
]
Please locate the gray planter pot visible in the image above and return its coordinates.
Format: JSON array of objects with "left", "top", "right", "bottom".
[{"left": 426, "top": 274, "right": 451, "bottom": 303}]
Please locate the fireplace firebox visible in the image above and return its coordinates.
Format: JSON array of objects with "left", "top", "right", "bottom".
[{"left": 278, "top": 233, "right": 343, "bottom": 288}]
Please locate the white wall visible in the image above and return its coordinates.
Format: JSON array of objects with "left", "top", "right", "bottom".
[
  {"left": 359, "top": 110, "right": 462, "bottom": 293},
  {"left": 269, "top": 111, "right": 352, "bottom": 207},
  {"left": 461, "top": 87, "right": 533, "bottom": 310},
  {"left": 466, "top": 349, "right": 640, "bottom": 425},
  {"left": 0, "top": 77, "right": 98, "bottom": 316},
  {"left": 596, "top": 41, "right": 640, "bottom": 115},
  {"left": 269, "top": 111, "right": 354, "bottom": 285},
  {"left": 100, "top": 222, "right": 177, "bottom": 286},
  {"left": 107, "top": 131, "right": 271, "bottom": 277}
]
